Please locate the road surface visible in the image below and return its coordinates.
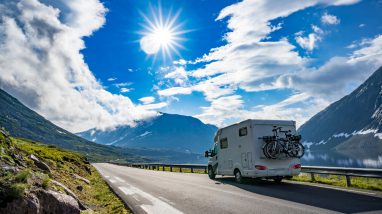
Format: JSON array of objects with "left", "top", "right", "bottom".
[{"left": 93, "top": 163, "right": 382, "bottom": 214}]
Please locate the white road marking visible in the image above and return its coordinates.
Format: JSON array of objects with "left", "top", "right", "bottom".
[
  {"left": 115, "top": 176, "right": 125, "bottom": 182},
  {"left": 109, "top": 179, "right": 116, "bottom": 183},
  {"left": 132, "top": 195, "right": 140, "bottom": 201},
  {"left": 118, "top": 186, "right": 183, "bottom": 214},
  {"left": 158, "top": 196, "right": 175, "bottom": 205},
  {"left": 104, "top": 175, "right": 110, "bottom": 178}
]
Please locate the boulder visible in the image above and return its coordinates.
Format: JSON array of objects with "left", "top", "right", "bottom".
[
  {"left": 51, "top": 180, "right": 87, "bottom": 210},
  {"left": 0, "top": 193, "right": 40, "bottom": 214},
  {"left": 36, "top": 189, "right": 80, "bottom": 214},
  {"left": 29, "top": 154, "right": 51, "bottom": 172}
]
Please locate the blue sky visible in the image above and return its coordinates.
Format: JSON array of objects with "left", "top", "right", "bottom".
[{"left": 1, "top": 0, "right": 382, "bottom": 131}]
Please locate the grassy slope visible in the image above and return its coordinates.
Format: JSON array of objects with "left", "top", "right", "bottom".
[{"left": 0, "top": 134, "right": 130, "bottom": 213}]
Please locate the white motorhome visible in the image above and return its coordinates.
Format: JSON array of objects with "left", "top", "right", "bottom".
[{"left": 205, "top": 119, "right": 303, "bottom": 183}]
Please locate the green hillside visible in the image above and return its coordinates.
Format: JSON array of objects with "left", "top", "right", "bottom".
[
  {"left": 0, "top": 88, "right": 141, "bottom": 162},
  {"left": 0, "top": 129, "right": 130, "bottom": 213}
]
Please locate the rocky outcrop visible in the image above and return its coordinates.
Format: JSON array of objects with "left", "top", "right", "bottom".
[
  {"left": 29, "top": 154, "right": 51, "bottom": 172},
  {"left": 0, "top": 189, "right": 81, "bottom": 214},
  {"left": 51, "top": 180, "right": 87, "bottom": 210}
]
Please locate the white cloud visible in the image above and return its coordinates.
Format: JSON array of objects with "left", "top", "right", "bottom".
[
  {"left": 280, "top": 35, "right": 382, "bottom": 101},
  {"left": 195, "top": 95, "right": 244, "bottom": 126},
  {"left": 114, "top": 82, "right": 133, "bottom": 88},
  {"left": 321, "top": 12, "right": 340, "bottom": 25},
  {"left": 107, "top": 77, "right": 117, "bottom": 81},
  {"left": 140, "top": 102, "right": 168, "bottom": 110},
  {"left": 158, "top": 86, "right": 193, "bottom": 97},
  {"left": 0, "top": 0, "right": 156, "bottom": 132},
  {"left": 295, "top": 25, "right": 323, "bottom": 51},
  {"left": 295, "top": 33, "right": 321, "bottom": 51},
  {"left": 139, "top": 96, "right": 155, "bottom": 104},
  {"left": 312, "top": 25, "right": 323, "bottom": 34},
  {"left": 159, "top": 0, "right": 371, "bottom": 128},
  {"left": 120, "top": 88, "right": 131, "bottom": 93},
  {"left": 164, "top": 66, "right": 188, "bottom": 85}
]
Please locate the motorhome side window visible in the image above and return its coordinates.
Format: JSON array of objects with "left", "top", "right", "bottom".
[
  {"left": 239, "top": 127, "right": 247, "bottom": 137},
  {"left": 220, "top": 138, "right": 228, "bottom": 149}
]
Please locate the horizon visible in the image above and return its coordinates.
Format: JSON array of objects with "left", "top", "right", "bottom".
[{"left": 1, "top": 0, "right": 382, "bottom": 132}]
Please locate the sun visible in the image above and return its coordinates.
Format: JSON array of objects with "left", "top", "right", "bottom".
[{"left": 139, "top": 6, "right": 186, "bottom": 59}]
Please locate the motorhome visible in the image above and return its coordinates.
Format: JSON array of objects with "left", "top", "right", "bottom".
[{"left": 205, "top": 119, "right": 304, "bottom": 183}]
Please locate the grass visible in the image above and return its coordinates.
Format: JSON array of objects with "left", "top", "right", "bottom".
[
  {"left": 291, "top": 173, "right": 382, "bottom": 191},
  {"left": 1, "top": 137, "right": 131, "bottom": 213}
]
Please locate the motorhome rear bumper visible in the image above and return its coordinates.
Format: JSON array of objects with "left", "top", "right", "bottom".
[{"left": 244, "top": 168, "right": 301, "bottom": 178}]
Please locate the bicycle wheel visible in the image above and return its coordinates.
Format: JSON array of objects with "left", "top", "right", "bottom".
[
  {"left": 263, "top": 141, "right": 280, "bottom": 159},
  {"left": 291, "top": 142, "right": 305, "bottom": 158}
]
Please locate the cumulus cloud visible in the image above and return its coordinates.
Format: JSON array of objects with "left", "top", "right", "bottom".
[
  {"left": 321, "top": 12, "right": 340, "bottom": 25},
  {"left": 164, "top": 66, "right": 188, "bottom": 85},
  {"left": 295, "top": 25, "right": 323, "bottom": 51},
  {"left": 0, "top": 0, "right": 157, "bottom": 132},
  {"left": 296, "top": 33, "right": 321, "bottom": 51}
]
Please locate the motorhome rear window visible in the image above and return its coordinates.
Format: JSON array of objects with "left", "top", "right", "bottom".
[
  {"left": 239, "top": 127, "right": 247, "bottom": 136},
  {"left": 220, "top": 138, "right": 228, "bottom": 149}
]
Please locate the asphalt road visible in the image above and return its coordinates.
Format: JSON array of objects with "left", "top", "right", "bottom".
[{"left": 93, "top": 163, "right": 382, "bottom": 214}]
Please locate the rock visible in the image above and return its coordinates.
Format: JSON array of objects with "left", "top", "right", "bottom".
[
  {"left": 73, "top": 173, "right": 90, "bottom": 184},
  {"left": 76, "top": 185, "right": 83, "bottom": 192},
  {"left": 51, "top": 180, "right": 87, "bottom": 210},
  {"left": 0, "top": 129, "right": 9, "bottom": 137},
  {"left": 0, "top": 193, "right": 40, "bottom": 214},
  {"left": 36, "top": 189, "right": 80, "bottom": 214},
  {"left": 29, "top": 154, "right": 51, "bottom": 172},
  {"left": 0, "top": 164, "right": 19, "bottom": 173},
  {"left": 11, "top": 153, "right": 26, "bottom": 167}
]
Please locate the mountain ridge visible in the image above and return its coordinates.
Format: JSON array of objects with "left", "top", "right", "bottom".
[
  {"left": 0, "top": 88, "right": 139, "bottom": 162},
  {"left": 298, "top": 66, "right": 382, "bottom": 152},
  {"left": 78, "top": 112, "right": 218, "bottom": 154}
]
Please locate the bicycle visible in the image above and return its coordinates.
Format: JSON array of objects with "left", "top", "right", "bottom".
[{"left": 261, "top": 126, "right": 304, "bottom": 159}]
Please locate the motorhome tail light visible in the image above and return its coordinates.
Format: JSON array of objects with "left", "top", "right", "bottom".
[
  {"left": 292, "top": 164, "right": 301, "bottom": 169},
  {"left": 255, "top": 165, "right": 267, "bottom": 170}
]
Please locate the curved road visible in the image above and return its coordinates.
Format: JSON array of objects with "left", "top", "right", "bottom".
[{"left": 93, "top": 163, "right": 382, "bottom": 214}]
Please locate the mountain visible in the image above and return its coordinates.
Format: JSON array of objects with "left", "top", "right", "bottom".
[
  {"left": 298, "top": 66, "right": 382, "bottom": 154},
  {"left": 78, "top": 113, "right": 218, "bottom": 153},
  {"left": 0, "top": 88, "right": 141, "bottom": 162}
]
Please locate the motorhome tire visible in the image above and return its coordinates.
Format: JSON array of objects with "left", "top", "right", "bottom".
[
  {"left": 273, "top": 177, "right": 283, "bottom": 183},
  {"left": 208, "top": 166, "right": 216, "bottom": 179},
  {"left": 234, "top": 169, "right": 243, "bottom": 183}
]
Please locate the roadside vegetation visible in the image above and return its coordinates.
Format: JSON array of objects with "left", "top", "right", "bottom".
[
  {"left": 291, "top": 173, "right": 382, "bottom": 191},
  {"left": 0, "top": 129, "right": 130, "bottom": 213}
]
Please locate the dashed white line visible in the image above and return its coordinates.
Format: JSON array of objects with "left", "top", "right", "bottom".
[
  {"left": 115, "top": 176, "right": 125, "bottom": 182},
  {"left": 118, "top": 186, "right": 183, "bottom": 214},
  {"left": 132, "top": 195, "right": 140, "bottom": 201}
]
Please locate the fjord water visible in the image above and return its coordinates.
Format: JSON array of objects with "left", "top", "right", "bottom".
[{"left": 301, "top": 150, "right": 382, "bottom": 168}]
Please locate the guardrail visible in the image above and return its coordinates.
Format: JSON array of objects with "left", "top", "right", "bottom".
[{"left": 109, "top": 162, "right": 382, "bottom": 187}]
